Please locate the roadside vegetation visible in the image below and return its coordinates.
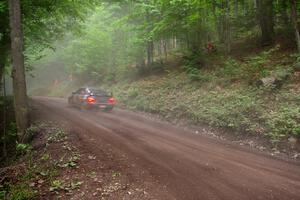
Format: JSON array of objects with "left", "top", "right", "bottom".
[
  {"left": 1, "top": 0, "right": 300, "bottom": 185},
  {"left": 1, "top": 1, "right": 300, "bottom": 198},
  {"left": 110, "top": 49, "right": 300, "bottom": 142},
  {"left": 26, "top": 1, "right": 300, "bottom": 144},
  {"left": 0, "top": 121, "right": 139, "bottom": 199}
]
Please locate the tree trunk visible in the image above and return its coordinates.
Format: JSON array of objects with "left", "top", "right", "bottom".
[
  {"left": 147, "top": 40, "right": 153, "bottom": 66},
  {"left": 136, "top": 53, "right": 145, "bottom": 74},
  {"left": 0, "top": 39, "right": 9, "bottom": 82},
  {"left": 150, "top": 40, "right": 154, "bottom": 63},
  {"left": 174, "top": 35, "right": 177, "bottom": 49},
  {"left": 290, "top": 0, "right": 300, "bottom": 53},
  {"left": 0, "top": 57, "right": 5, "bottom": 83},
  {"left": 253, "top": 0, "right": 257, "bottom": 9},
  {"left": 257, "top": 0, "right": 274, "bottom": 46},
  {"left": 2, "top": 75, "right": 7, "bottom": 160},
  {"left": 163, "top": 39, "right": 167, "bottom": 61},
  {"left": 158, "top": 40, "right": 163, "bottom": 62},
  {"left": 186, "top": 32, "right": 190, "bottom": 50},
  {"left": 280, "top": 0, "right": 289, "bottom": 27},
  {"left": 225, "top": 0, "right": 231, "bottom": 54},
  {"left": 8, "top": 0, "right": 29, "bottom": 142}
]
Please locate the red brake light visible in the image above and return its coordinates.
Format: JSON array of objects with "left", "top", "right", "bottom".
[
  {"left": 108, "top": 97, "right": 116, "bottom": 105},
  {"left": 87, "top": 96, "right": 96, "bottom": 104}
]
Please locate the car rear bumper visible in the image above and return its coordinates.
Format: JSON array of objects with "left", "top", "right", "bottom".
[{"left": 86, "top": 103, "right": 114, "bottom": 110}]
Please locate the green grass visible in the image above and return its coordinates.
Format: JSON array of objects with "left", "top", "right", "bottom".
[{"left": 6, "top": 184, "right": 36, "bottom": 200}]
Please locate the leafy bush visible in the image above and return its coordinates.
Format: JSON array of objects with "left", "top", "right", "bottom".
[
  {"left": 264, "top": 105, "right": 300, "bottom": 140},
  {"left": 7, "top": 184, "right": 35, "bottom": 200},
  {"left": 47, "top": 130, "right": 66, "bottom": 143},
  {"left": 16, "top": 143, "right": 32, "bottom": 155},
  {"left": 110, "top": 60, "right": 300, "bottom": 141},
  {"left": 220, "top": 58, "right": 242, "bottom": 79},
  {"left": 183, "top": 51, "right": 210, "bottom": 82}
]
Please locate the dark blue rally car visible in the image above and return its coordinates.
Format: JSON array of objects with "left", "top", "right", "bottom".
[{"left": 68, "top": 87, "right": 115, "bottom": 111}]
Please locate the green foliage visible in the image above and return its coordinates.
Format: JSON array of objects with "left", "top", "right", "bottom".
[
  {"left": 108, "top": 49, "right": 300, "bottom": 141},
  {"left": 0, "top": 2, "right": 6, "bottom": 13},
  {"left": 32, "top": 4, "right": 141, "bottom": 84},
  {"left": 16, "top": 143, "right": 32, "bottom": 154},
  {"left": 8, "top": 122, "right": 17, "bottom": 137},
  {"left": 110, "top": 72, "right": 262, "bottom": 132},
  {"left": 6, "top": 184, "right": 35, "bottom": 200},
  {"left": 41, "top": 153, "right": 50, "bottom": 161},
  {"left": 62, "top": 155, "right": 79, "bottom": 168},
  {"left": 216, "top": 46, "right": 295, "bottom": 86},
  {"left": 1, "top": 122, "right": 18, "bottom": 148},
  {"left": 50, "top": 180, "right": 64, "bottom": 192},
  {"left": 265, "top": 105, "right": 300, "bottom": 140},
  {"left": 112, "top": 171, "right": 121, "bottom": 178},
  {"left": 47, "top": 130, "right": 66, "bottom": 143},
  {"left": 25, "top": 124, "right": 40, "bottom": 141},
  {"left": 49, "top": 179, "right": 83, "bottom": 192},
  {"left": 272, "top": 66, "right": 294, "bottom": 81},
  {"left": 183, "top": 52, "right": 214, "bottom": 82},
  {"left": 1, "top": 0, "right": 99, "bottom": 73},
  {"left": 21, "top": 0, "right": 300, "bottom": 144},
  {"left": 220, "top": 58, "right": 243, "bottom": 80}
]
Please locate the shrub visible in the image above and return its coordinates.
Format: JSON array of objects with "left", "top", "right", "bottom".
[
  {"left": 7, "top": 184, "right": 35, "bottom": 200},
  {"left": 265, "top": 105, "right": 300, "bottom": 140},
  {"left": 220, "top": 58, "right": 242, "bottom": 80}
]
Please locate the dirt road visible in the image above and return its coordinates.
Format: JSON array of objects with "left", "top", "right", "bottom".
[{"left": 32, "top": 97, "right": 300, "bottom": 200}]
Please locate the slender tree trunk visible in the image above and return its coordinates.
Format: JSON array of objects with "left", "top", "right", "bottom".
[
  {"left": 225, "top": 0, "right": 231, "bottom": 54},
  {"left": 253, "top": 0, "right": 257, "bottom": 9},
  {"left": 150, "top": 40, "right": 154, "bottom": 63},
  {"left": 2, "top": 75, "right": 7, "bottom": 160},
  {"left": 174, "top": 35, "right": 177, "bottom": 49},
  {"left": 280, "top": 0, "right": 289, "bottom": 27},
  {"left": 163, "top": 39, "right": 167, "bottom": 61},
  {"left": 290, "top": 0, "right": 300, "bottom": 53},
  {"left": 0, "top": 58, "right": 5, "bottom": 83},
  {"left": 159, "top": 40, "right": 163, "bottom": 62},
  {"left": 257, "top": 0, "right": 274, "bottom": 46},
  {"left": 147, "top": 40, "right": 154, "bottom": 66},
  {"left": 0, "top": 40, "right": 9, "bottom": 82},
  {"left": 136, "top": 53, "right": 145, "bottom": 74},
  {"left": 234, "top": 0, "right": 239, "bottom": 17},
  {"left": 186, "top": 32, "right": 190, "bottom": 50},
  {"left": 8, "top": 0, "right": 29, "bottom": 142}
]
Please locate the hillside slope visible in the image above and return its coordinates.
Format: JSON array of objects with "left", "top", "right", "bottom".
[{"left": 107, "top": 47, "right": 300, "bottom": 145}]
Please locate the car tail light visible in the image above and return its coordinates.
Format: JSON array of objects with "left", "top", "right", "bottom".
[
  {"left": 108, "top": 97, "right": 116, "bottom": 105},
  {"left": 87, "top": 96, "right": 96, "bottom": 104}
]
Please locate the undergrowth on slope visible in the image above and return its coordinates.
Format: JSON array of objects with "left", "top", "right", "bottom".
[
  {"left": 45, "top": 46, "right": 300, "bottom": 141},
  {"left": 108, "top": 48, "right": 300, "bottom": 141}
]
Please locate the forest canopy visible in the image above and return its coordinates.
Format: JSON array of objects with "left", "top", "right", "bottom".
[{"left": 28, "top": 0, "right": 300, "bottom": 84}]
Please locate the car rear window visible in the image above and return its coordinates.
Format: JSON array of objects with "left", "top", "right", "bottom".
[{"left": 89, "top": 89, "right": 109, "bottom": 96}]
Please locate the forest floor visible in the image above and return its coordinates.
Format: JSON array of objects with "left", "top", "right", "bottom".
[
  {"left": 2, "top": 96, "right": 300, "bottom": 200},
  {"left": 0, "top": 99, "right": 168, "bottom": 200}
]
